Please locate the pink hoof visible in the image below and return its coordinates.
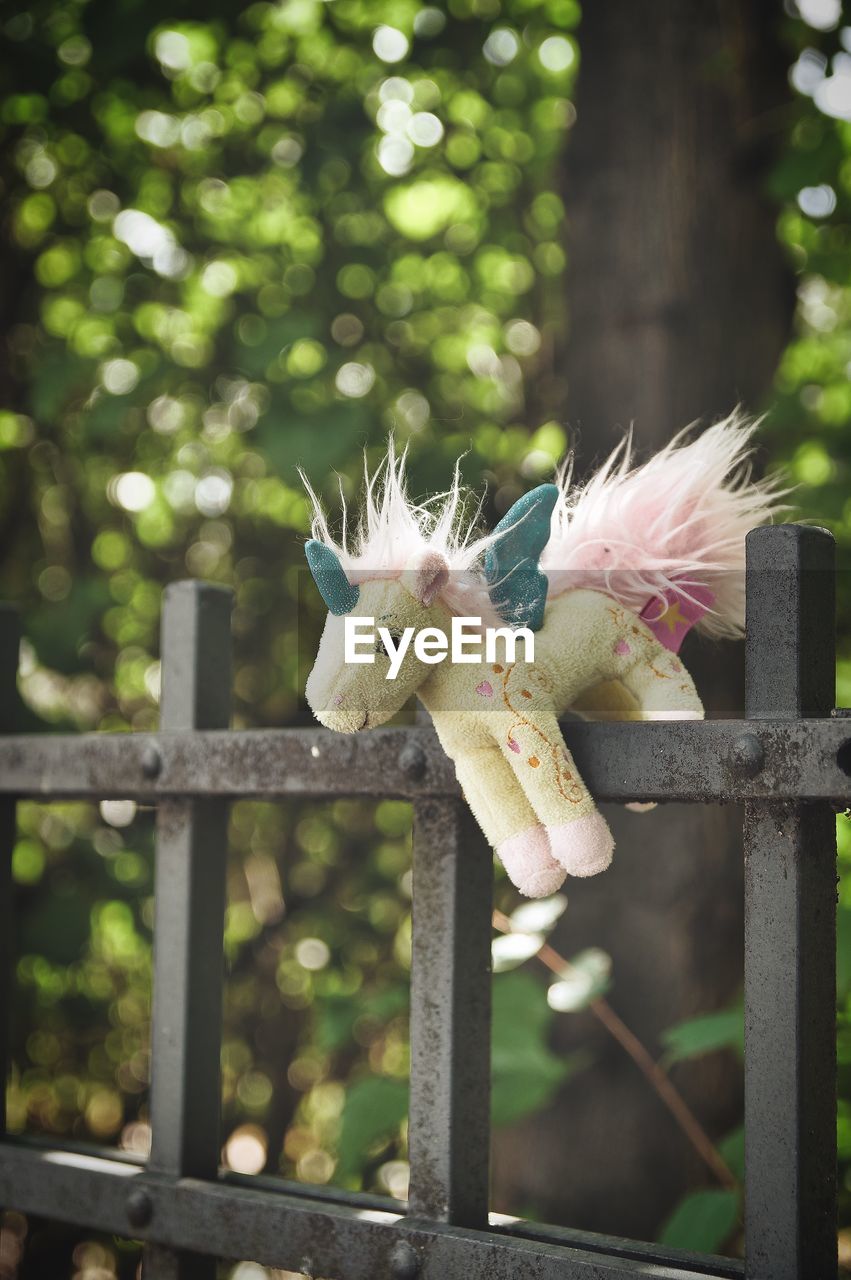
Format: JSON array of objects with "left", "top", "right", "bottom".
[
  {"left": 497, "top": 826, "right": 567, "bottom": 898},
  {"left": 547, "top": 812, "right": 614, "bottom": 878}
]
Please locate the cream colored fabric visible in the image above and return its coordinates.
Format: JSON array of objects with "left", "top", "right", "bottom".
[
  {"left": 419, "top": 589, "right": 703, "bottom": 850},
  {"left": 307, "top": 583, "right": 704, "bottom": 896}
]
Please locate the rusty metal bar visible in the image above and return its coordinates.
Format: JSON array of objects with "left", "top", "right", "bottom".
[
  {"left": 0, "top": 718, "right": 849, "bottom": 803},
  {"left": 408, "top": 798, "right": 493, "bottom": 1227},
  {"left": 0, "top": 530, "right": 847, "bottom": 1278},
  {"left": 145, "top": 582, "right": 233, "bottom": 1280},
  {"left": 743, "top": 526, "right": 837, "bottom": 1280},
  {"left": 0, "top": 1139, "right": 740, "bottom": 1280}
]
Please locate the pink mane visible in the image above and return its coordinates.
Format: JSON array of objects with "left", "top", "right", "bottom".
[
  {"left": 540, "top": 413, "right": 786, "bottom": 639},
  {"left": 300, "top": 441, "right": 504, "bottom": 627}
]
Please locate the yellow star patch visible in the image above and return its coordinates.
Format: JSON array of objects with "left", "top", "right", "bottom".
[{"left": 659, "top": 600, "right": 688, "bottom": 633}]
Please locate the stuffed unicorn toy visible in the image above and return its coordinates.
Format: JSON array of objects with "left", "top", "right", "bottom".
[{"left": 301, "top": 417, "right": 780, "bottom": 897}]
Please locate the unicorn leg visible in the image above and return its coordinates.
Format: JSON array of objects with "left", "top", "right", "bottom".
[
  {"left": 594, "top": 643, "right": 703, "bottom": 814},
  {"left": 618, "top": 643, "right": 704, "bottom": 722},
  {"left": 496, "top": 712, "right": 614, "bottom": 879},
  {"left": 452, "top": 747, "right": 566, "bottom": 898}
]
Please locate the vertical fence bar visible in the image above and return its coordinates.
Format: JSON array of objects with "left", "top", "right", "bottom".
[
  {"left": 0, "top": 606, "right": 20, "bottom": 1137},
  {"left": 744, "top": 525, "right": 836, "bottom": 1280},
  {"left": 144, "top": 583, "right": 232, "bottom": 1280},
  {"left": 407, "top": 797, "right": 492, "bottom": 1228}
]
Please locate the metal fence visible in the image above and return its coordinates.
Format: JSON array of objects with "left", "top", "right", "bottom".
[{"left": 0, "top": 523, "right": 846, "bottom": 1280}]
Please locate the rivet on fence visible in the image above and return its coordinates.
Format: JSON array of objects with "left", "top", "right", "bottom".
[
  {"left": 125, "top": 1188, "right": 153, "bottom": 1229},
  {"left": 729, "top": 732, "right": 765, "bottom": 778},
  {"left": 399, "top": 742, "right": 427, "bottom": 781},
  {"left": 141, "top": 743, "right": 162, "bottom": 779},
  {"left": 837, "top": 739, "right": 851, "bottom": 779},
  {"left": 389, "top": 1240, "right": 420, "bottom": 1279}
]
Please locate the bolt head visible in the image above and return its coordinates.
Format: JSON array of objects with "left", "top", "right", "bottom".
[
  {"left": 399, "top": 743, "right": 426, "bottom": 782},
  {"left": 125, "top": 1188, "right": 153, "bottom": 1229},
  {"left": 390, "top": 1240, "right": 420, "bottom": 1279},
  {"left": 730, "top": 733, "right": 764, "bottom": 778},
  {"left": 141, "top": 744, "right": 162, "bottom": 779}
]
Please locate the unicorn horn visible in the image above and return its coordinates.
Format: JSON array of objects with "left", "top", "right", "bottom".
[{"left": 305, "top": 540, "right": 361, "bottom": 615}]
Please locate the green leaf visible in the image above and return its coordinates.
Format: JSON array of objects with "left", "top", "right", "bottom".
[
  {"left": 837, "top": 903, "right": 851, "bottom": 999},
  {"left": 718, "top": 1126, "right": 745, "bottom": 1181},
  {"left": 313, "top": 995, "right": 358, "bottom": 1053},
  {"left": 314, "top": 987, "right": 408, "bottom": 1053},
  {"left": 658, "top": 1189, "right": 740, "bottom": 1253},
  {"left": 26, "top": 577, "right": 113, "bottom": 676},
  {"left": 492, "top": 969, "right": 552, "bottom": 1038},
  {"left": 491, "top": 971, "right": 584, "bottom": 1127},
  {"left": 660, "top": 1006, "right": 744, "bottom": 1065},
  {"left": 336, "top": 1076, "right": 408, "bottom": 1179}
]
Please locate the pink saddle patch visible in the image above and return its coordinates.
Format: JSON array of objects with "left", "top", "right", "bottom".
[
  {"left": 508, "top": 736, "right": 521, "bottom": 753},
  {"left": 475, "top": 680, "right": 493, "bottom": 698},
  {"left": 640, "top": 585, "right": 714, "bottom": 653}
]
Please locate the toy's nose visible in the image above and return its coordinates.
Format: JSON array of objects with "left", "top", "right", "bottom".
[{"left": 333, "top": 693, "right": 344, "bottom": 705}]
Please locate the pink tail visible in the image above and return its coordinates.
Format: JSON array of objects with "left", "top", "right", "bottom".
[{"left": 540, "top": 413, "right": 786, "bottom": 642}]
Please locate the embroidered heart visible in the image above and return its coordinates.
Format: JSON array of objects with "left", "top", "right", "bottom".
[
  {"left": 508, "top": 736, "right": 520, "bottom": 753},
  {"left": 614, "top": 639, "right": 631, "bottom": 656},
  {"left": 475, "top": 680, "right": 493, "bottom": 698}
]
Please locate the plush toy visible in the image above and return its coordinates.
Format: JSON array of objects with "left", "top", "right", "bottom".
[{"left": 301, "top": 417, "right": 781, "bottom": 897}]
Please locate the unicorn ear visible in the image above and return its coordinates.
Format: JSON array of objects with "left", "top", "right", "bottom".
[
  {"left": 305, "top": 540, "right": 360, "bottom": 615},
  {"left": 402, "top": 549, "right": 449, "bottom": 606}
]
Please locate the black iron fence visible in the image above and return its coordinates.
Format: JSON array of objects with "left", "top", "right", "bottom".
[{"left": 0, "top": 524, "right": 846, "bottom": 1280}]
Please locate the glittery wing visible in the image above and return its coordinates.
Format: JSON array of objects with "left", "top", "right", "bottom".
[{"left": 484, "top": 484, "right": 559, "bottom": 631}]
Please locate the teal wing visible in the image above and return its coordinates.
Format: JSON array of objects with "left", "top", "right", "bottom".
[{"left": 484, "top": 483, "right": 558, "bottom": 632}]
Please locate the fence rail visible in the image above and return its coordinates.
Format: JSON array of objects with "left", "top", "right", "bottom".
[
  {"left": 0, "top": 524, "right": 845, "bottom": 1280},
  {"left": 0, "top": 718, "right": 849, "bottom": 801}
]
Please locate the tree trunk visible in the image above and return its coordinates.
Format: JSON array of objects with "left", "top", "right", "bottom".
[{"left": 492, "top": 0, "right": 794, "bottom": 1242}]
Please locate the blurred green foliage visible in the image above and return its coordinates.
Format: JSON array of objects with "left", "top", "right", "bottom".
[
  {"left": 2, "top": 0, "right": 851, "bottom": 1273},
  {"left": 658, "top": 1189, "right": 740, "bottom": 1256},
  {"left": 0, "top": 0, "right": 581, "bottom": 1273},
  {"left": 0, "top": 0, "right": 577, "bottom": 718}
]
